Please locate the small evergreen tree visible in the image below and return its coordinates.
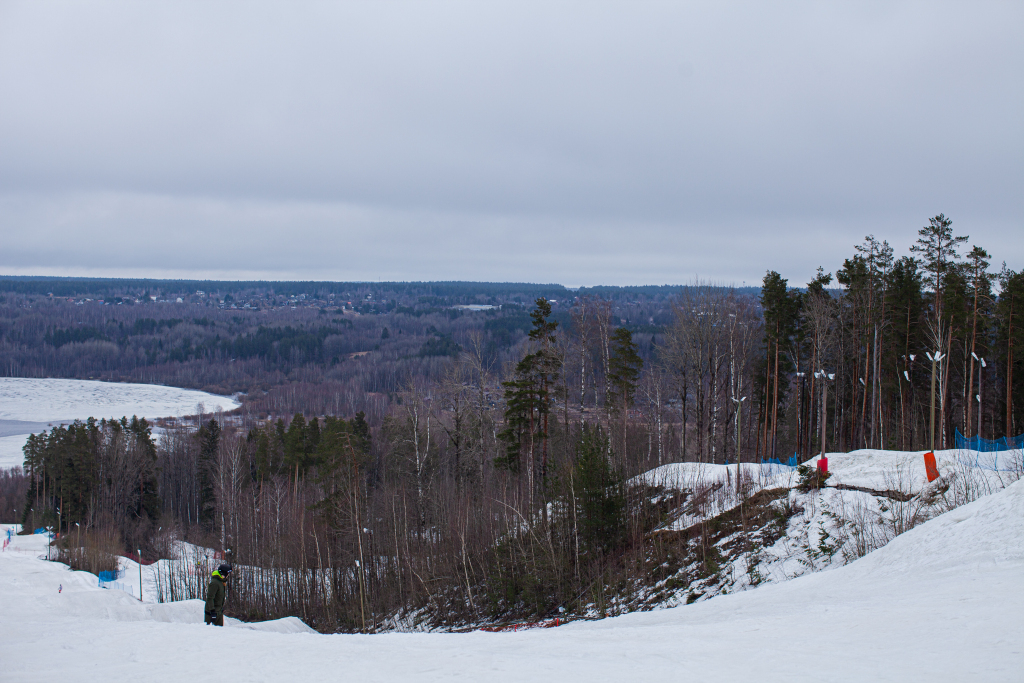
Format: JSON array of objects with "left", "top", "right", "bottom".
[
  {"left": 197, "top": 418, "right": 221, "bottom": 530},
  {"left": 574, "top": 425, "right": 625, "bottom": 557}
]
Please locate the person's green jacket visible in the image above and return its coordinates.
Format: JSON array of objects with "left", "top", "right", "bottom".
[{"left": 204, "top": 572, "right": 227, "bottom": 625}]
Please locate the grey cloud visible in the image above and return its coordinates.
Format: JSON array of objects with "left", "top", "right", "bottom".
[{"left": 0, "top": 1, "right": 1021, "bottom": 286}]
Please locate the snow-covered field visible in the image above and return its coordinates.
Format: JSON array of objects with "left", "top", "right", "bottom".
[
  {"left": 0, "top": 378, "right": 240, "bottom": 468},
  {"left": 2, "top": 454, "right": 1022, "bottom": 681}
]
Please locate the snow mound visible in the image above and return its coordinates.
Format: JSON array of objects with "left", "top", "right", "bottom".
[
  {"left": 638, "top": 460, "right": 797, "bottom": 491},
  {"left": 148, "top": 600, "right": 315, "bottom": 633},
  {"left": 850, "top": 475, "right": 1024, "bottom": 576},
  {"left": 809, "top": 448, "right": 1020, "bottom": 492},
  {"left": 240, "top": 616, "right": 318, "bottom": 634}
]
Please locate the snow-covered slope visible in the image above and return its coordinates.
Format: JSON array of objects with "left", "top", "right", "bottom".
[
  {"left": 2, "top": 475, "right": 1021, "bottom": 681},
  {"left": 632, "top": 449, "right": 1022, "bottom": 609},
  {"left": 0, "top": 378, "right": 240, "bottom": 468}
]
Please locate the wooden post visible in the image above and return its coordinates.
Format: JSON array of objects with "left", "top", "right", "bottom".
[{"left": 929, "top": 354, "right": 938, "bottom": 452}]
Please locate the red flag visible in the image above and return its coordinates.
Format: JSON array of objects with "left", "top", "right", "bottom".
[{"left": 924, "top": 451, "right": 940, "bottom": 482}]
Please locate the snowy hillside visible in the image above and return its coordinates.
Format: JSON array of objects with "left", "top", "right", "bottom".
[
  {"left": 0, "top": 378, "right": 240, "bottom": 468},
  {"left": 625, "top": 449, "right": 1022, "bottom": 612},
  {"left": 1, "top": 451, "right": 1022, "bottom": 681}
]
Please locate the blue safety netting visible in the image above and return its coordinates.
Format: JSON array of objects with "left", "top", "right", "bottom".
[
  {"left": 98, "top": 569, "right": 125, "bottom": 583},
  {"left": 762, "top": 454, "right": 799, "bottom": 467},
  {"left": 954, "top": 429, "right": 1024, "bottom": 452}
]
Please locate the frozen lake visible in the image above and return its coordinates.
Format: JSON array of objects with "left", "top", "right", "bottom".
[{"left": 0, "top": 378, "right": 240, "bottom": 469}]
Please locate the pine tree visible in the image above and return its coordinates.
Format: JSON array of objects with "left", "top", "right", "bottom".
[
  {"left": 573, "top": 424, "right": 625, "bottom": 557},
  {"left": 128, "top": 416, "right": 161, "bottom": 522},
  {"left": 759, "top": 271, "right": 800, "bottom": 459},
  {"left": 799, "top": 267, "right": 835, "bottom": 457},
  {"left": 498, "top": 299, "right": 561, "bottom": 497},
  {"left": 607, "top": 327, "right": 643, "bottom": 462},
  {"left": 997, "top": 268, "right": 1024, "bottom": 437},
  {"left": 885, "top": 256, "right": 924, "bottom": 449},
  {"left": 910, "top": 214, "right": 967, "bottom": 323},
  {"left": 964, "top": 246, "right": 994, "bottom": 437}
]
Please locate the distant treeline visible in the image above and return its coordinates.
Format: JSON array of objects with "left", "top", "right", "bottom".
[
  {"left": 0, "top": 284, "right": 675, "bottom": 416},
  {"left": 0, "top": 277, "right": 569, "bottom": 301},
  {"left": 0, "top": 275, "right": 761, "bottom": 303}
]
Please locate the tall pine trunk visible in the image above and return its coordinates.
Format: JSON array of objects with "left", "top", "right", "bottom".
[
  {"left": 770, "top": 322, "right": 780, "bottom": 460},
  {"left": 1008, "top": 295, "right": 1015, "bottom": 438}
]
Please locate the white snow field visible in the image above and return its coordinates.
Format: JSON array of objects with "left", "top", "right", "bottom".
[
  {"left": 2, "top": 464, "right": 1022, "bottom": 682},
  {"left": 0, "top": 378, "right": 240, "bottom": 468}
]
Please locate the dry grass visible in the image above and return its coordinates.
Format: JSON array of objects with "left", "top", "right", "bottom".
[{"left": 54, "top": 527, "right": 122, "bottom": 574}]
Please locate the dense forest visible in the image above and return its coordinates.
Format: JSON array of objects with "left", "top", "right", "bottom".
[
  {"left": 6, "top": 214, "right": 1024, "bottom": 632},
  {"left": 0, "top": 279, "right": 683, "bottom": 420}
]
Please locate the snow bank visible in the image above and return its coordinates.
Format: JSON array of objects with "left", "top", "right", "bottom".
[
  {"left": 636, "top": 462, "right": 798, "bottom": 533},
  {"left": 638, "top": 460, "right": 798, "bottom": 491},
  {"left": 850, "top": 475, "right": 1024, "bottom": 576},
  {"left": 808, "top": 448, "right": 1020, "bottom": 493},
  {"left": 641, "top": 449, "right": 1021, "bottom": 498},
  {"left": 0, "top": 525, "right": 316, "bottom": 635},
  {"left": 3, "top": 478, "right": 1022, "bottom": 681},
  {"left": 637, "top": 451, "right": 1021, "bottom": 598}
]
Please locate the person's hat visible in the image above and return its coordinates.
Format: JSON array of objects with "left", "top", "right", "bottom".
[{"left": 217, "top": 563, "right": 232, "bottom": 574}]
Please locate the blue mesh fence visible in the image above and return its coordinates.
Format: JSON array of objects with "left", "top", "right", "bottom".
[
  {"left": 958, "top": 450, "right": 1020, "bottom": 472},
  {"left": 954, "top": 429, "right": 1024, "bottom": 452},
  {"left": 99, "top": 568, "right": 134, "bottom": 597},
  {"left": 98, "top": 569, "right": 125, "bottom": 584},
  {"left": 762, "top": 455, "right": 799, "bottom": 467},
  {"left": 953, "top": 430, "right": 1023, "bottom": 472}
]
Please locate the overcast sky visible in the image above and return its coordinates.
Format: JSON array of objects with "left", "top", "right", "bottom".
[{"left": 0, "top": 1, "right": 1021, "bottom": 287}]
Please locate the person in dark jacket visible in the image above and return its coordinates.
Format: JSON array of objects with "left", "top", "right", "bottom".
[{"left": 204, "top": 564, "right": 231, "bottom": 626}]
